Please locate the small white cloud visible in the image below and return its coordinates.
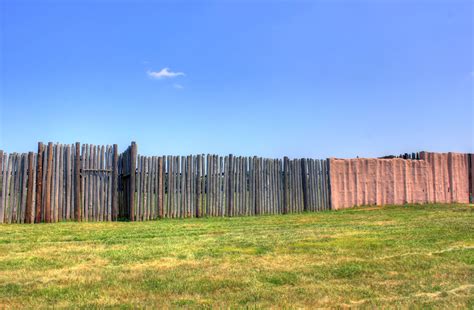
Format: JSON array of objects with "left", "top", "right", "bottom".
[
  {"left": 173, "top": 83, "right": 184, "bottom": 89},
  {"left": 147, "top": 68, "right": 185, "bottom": 79}
]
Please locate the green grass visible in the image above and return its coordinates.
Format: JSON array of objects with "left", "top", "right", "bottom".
[{"left": 0, "top": 204, "right": 472, "bottom": 308}]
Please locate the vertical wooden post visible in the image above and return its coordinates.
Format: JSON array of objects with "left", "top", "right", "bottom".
[
  {"left": 315, "top": 159, "right": 320, "bottom": 211},
  {"left": 25, "top": 152, "right": 34, "bottom": 223},
  {"left": 261, "top": 158, "right": 265, "bottom": 214},
  {"left": 151, "top": 157, "right": 156, "bottom": 219},
  {"left": 161, "top": 155, "right": 166, "bottom": 217},
  {"left": 83, "top": 144, "right": 89, "bottom": 220},
  {"left": 227, "top": 154, "right": 234, "bottom": 217},
  {"left": 180, "top": 156, "right": 185, "bottom": 218},
  {"left": 18, "top": 155, "right": 27, "bottom": 223},
  {"left": 12, "top": 154, "right": 21, "bottom": 223},
  {"left": 301, "top": 159, "right": 308, "bottom": 212},
  {"left": 57, "top": 144, "right": 63, "bottom": 221},
  {"left": 467, "top": 154, "right": 472, "bottom": 203},
  {"left": 205, "top": 154, "right": 209, "bottom": 216},
  {"left": 4, "top": 154, "right": 13, "bottom": 223},
  {"left": 326, "top": 158, "right": 332, "bottom": 210},
  {"left": 254, "top": 157, "right": 259, "bottom": 216},
  {"left": 147, "top": 156, "right": 152, "bottom": 220},
  {"left": 248, "top": 157, "right": 254, "bottom": 216},
  {"left": 255, "top": 157, "right": 259, "bottom": 216},
  {"left": 239, "top": 157, "right": 243, "bottom": 215},
  {"left": 278, "top": 159, "right": 283, "bottom": 213},
  {"left": 212, "top": 155, "right": 217, "bottom": 216},
  {"left": 111, "top": 144, "right": 118, "bottom": 220},
  {"left": 65, "top": 145, "right": 71, "bottom": 219},
  {"left": 470, "top": 154, "right": 474, "bottom": 203},
  {"left": 283, "top": 157, "right": 289, "bottom": 214},
  {"left": 168, "top": 156, "right": 173, "bottom": 218},
  {"left": 174, "top": 156, "right": 179, "bottom": 218},
  {"left": 158, "top": 156, "right": 164, "bottom": 218},
  {"left": 129, "top": 142, "right": 137, "bottom": 221},
  {"left": 307, "top": 159, "right": 314, "bottom": 211},
  {"left": 221, "top": 156, "right": 225, "bottom": 216},
  {"left": 194, "top": 155, "right": 199, "bottom": 218},
  {"left": 53, "top": 144, "right": 60, "bottom": 222},
  {"left": 223, "top": 156, "right": 228, "bottom": 216},
  {"left": 0, "top": 150, "right": 3, "bottom": 223},
  {"left": 186, "top": 155, "right": 191, "bottom": 217},
  {"left": 294, "top": 158, "right": 301, "bottom": 212},
  {"left": 198, "top": 155, "right": 203, "bottom": 216},
  {"left": 45, "top": 142, "right": 53, "bottom": 223},
  {"left": 74, "top": 142, "right": 82, "bottom": 221},
  {"left": 35, "top": 143, "right": 43, "bottom": 223},
  {"left": 136, "top": 156, "right": 141, "bottom": 220}
]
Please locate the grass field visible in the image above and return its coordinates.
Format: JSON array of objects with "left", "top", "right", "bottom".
[{"left": 0, "top": 204, "right": 472, "bottom": 308}]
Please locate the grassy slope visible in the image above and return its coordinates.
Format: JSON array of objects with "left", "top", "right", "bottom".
[{"left": 0, "top": 204, "right": 472, "bottom": 308}]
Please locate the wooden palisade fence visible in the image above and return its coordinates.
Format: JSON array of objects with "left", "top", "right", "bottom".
[{"left": 0, "top": 142, "right": 331, "bottom": 223}]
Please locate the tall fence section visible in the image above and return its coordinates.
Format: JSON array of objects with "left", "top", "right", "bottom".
[
  {"left": 329, "top": 152, "right": 474, "bottom": 210},
  {"left": 0, "top": 142, "right": 331, "bottom": 223},
  {"left": 129, "top": 155, "right": 330, "bottom": 221},
  {"left": 0, "top": 141, "right": 472, "bottom": 223}
]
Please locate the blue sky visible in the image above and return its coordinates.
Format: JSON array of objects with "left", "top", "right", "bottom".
[{"left": 1, "top": 0, "right": 472, "bottom": 158}]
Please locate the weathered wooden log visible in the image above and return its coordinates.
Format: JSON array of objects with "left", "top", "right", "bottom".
[
  {"left": 19, "top": 154, "right": 27, "bottom": 223},
  {"left": 53, "top": 144, "right": 60, "bottom": 222},
  {"left": 82, "top": 145, "right": 87, "bottom": 220},
  {"left": 74, "top": 142, "right": 81, "bottom": 221},
  {"left": 45, "top": 143, "right": 53, "bottom": 223},
  {"left": 111, "top": 144, "right": 118, "bottom": 220},
  {"left": 4, "top": 154, "right": 13, "bottom": 223},
  {"left": 158, "top": 156, "right": 164, "bottom": 218},
  {"left": 25, "top": 152, "right": 34, "bottom": 223},
  {"left": 301, "top": 159, "right": 308, "bottom": 211},
  {"left": 58, "top": 144, "right": 64, "bottom": 221},
  {"left": 168, "top": 156, "right": 173, "bottom": 218},
  {"left": 195, "top": 155, "right": 201, "bottom": 217},
  {"left": 65, "top": 145, "right": 71, "bottom": 219},
  {"left": 35, "top": 143, "right": 43, "bottom": 223},
  {"left": 186, "top": 155, "right": 192, "bottom": 217},
  {"left": 227, "top": 154, "right": 233, "bottom": 216},
  {"left": 180, "top": 156, "right": 185, "bottom": 218},
  {"left": 325, "top": 159, "right": 332, "bottom": 210},
  {"left": 11, "top": 154, "right": 19, "bottom": 223},
  {"left": 129, "top": 142, "right": 137, "bottom": 221},
  {"left": 283, "top": 157, "right": 289, "bottom": 214}
]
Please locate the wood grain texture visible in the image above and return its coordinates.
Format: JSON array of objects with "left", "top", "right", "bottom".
[
  {"left": 4, "top": 154, "right": 13, "bottom": 223},
  {"left": 129, "top": 142, "right": 137, "bottom": 221},
  {"left": 35, "top": 143, "right": 43, "bottom": 223},
  {"left": 227, "top": 155, "right": 233, "bottom": 217},
  {"left": 45, "top": 143, "right": 53, "bottom": 223},
  {"left": 20, "top": 154, "right": 28, "bottom": 223},
  {"left": 25, "top": 152, "right": 34, "bottom": 223},
  {"left": 74, "top": 142, "right": 81, "bottom": 221}
]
